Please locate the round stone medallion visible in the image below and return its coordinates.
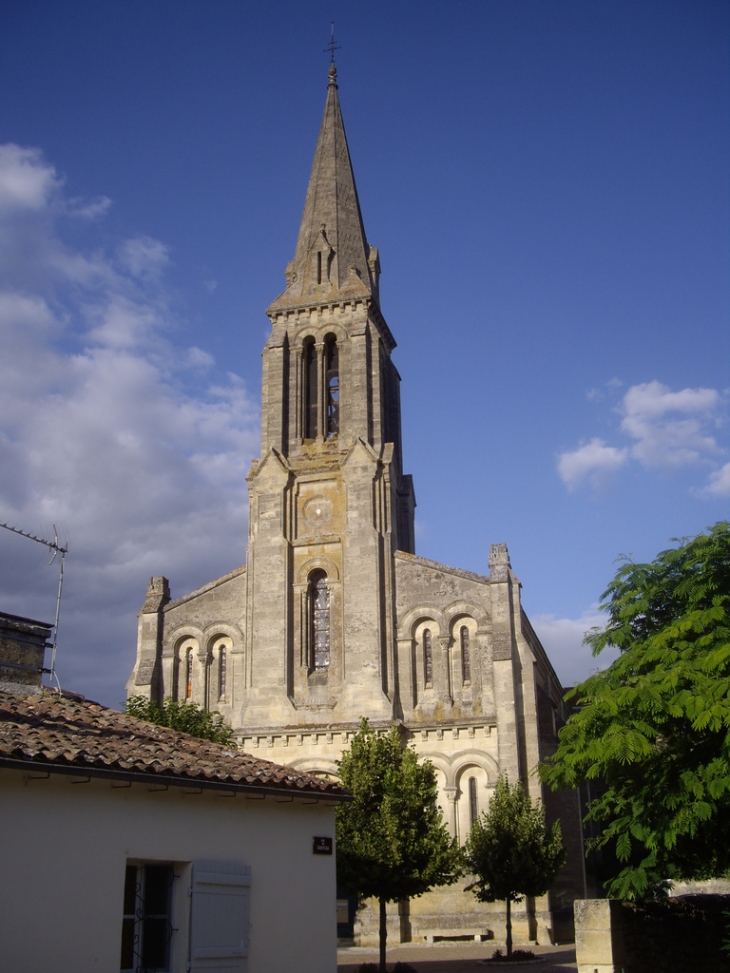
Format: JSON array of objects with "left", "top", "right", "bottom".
[{"left": 303, "top": 495, "right": 333, "bottom": 528}]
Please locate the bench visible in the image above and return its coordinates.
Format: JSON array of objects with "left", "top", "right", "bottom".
[{"left": 424, "top": 928, "right": 491, "bottom": 944}]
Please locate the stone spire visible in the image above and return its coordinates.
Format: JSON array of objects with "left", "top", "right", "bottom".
[{"left": 270, "top": 63, "right": 380, "bottom": 310}]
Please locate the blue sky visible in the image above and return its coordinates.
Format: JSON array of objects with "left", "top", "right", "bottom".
[{"left": 0, "top": 1, "right": 728, "bottom": 707}]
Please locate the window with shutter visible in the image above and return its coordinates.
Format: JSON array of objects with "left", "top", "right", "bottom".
[
  {"left": 189, "top": 861, "right": 251, "bottom": 973},
  {"left": 120, "top": 862, "right": 175, "bottom": 972}
]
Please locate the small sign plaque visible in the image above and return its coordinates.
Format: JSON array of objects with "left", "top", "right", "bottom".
[{"left": 313, "top": 836, "right": 333, "bottom": 855}]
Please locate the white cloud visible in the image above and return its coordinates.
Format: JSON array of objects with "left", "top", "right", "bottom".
[
  {"left": 66, "top": 195, "right": 112, "bottom": 220},
  {"left": 585, "top": 377, "right": 623, "bottom": 403},
  {"left": 557, "top": 438, "right": 629, "bottom": 490},
  {"left": 531, "top": 609, "right": 621, "bottom": 687},
  {"left": 558, "top": 380, "right": 727, "bottom": 493},
  {"left": 621, "top": 381, "right": 722, "bottom": 468},
  {"left": 698, "top": 461, "right": 730, "bottom": 499},
  {"left": 187, "top": 346, "right": 215, "bottom": 369},
  {"left": 0, "top": 144, "right": 60, "bottom": 212},
  {"left": 118, "top": 235, "right": 170, "bottom": 280},
  {"left": 0, "top": 144, "right": 259, "bottom": 706},
  {"left": 84, "top": 296, "right": 168, "bottom": 351}
]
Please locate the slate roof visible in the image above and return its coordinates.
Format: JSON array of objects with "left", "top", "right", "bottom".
[{"left": 0, "top": 689, "right": 349, "bottom": 800}]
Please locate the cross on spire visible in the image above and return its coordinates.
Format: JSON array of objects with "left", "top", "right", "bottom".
[{"left": 324, "top": 22, "right": 340, "bottom": 65}]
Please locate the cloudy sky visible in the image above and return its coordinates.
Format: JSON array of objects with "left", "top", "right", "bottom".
[{"left": 1, "top": 1, "right": 728, "bottom": 707}]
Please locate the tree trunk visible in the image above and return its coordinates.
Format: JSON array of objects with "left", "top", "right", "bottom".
[
  {"left": 379, "top": 896, "right": 387, "bottom": 972},
  {"left": 505, "top": 897, "right": 513, "bottom": 958}
]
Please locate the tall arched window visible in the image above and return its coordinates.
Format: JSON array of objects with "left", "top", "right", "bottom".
[
  {"left": 423, "top": 628, "right": 432, "bottom": 687},
  {"left": 303, "top": 338, "right": 317, "bottom": 440},
  {"left": 218, "top": 645, "right": 227, "bottom": 700},
  {"left": 310, "top": 570, "right": 330, "bottom": 670},
  {"left": 185, "top": 648, "right": 193, "bottom": 699},
  {"left": 469, "top": 776, "right": 478, "bottom": 826},
  {"left": 460, "top": 626, "right": 471, "bottom": 683},
  {"left": 325, "top": 336, "right": 339, "bottom": 438}
]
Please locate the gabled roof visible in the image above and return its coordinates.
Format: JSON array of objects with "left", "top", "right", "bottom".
[
  {"left": 269, "top": 63, "right": 376, "bottom": 311},
  {"left": 0, "top": 690, "right": 349, "bottom": 800}
]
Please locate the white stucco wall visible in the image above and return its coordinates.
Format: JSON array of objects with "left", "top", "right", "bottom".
[{"left": 0, "top": 769, "right": 337, "bottom": 973}]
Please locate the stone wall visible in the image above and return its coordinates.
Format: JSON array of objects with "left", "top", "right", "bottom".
[{"left": 575, "top": 895, "right": 730, "bottom": 973}]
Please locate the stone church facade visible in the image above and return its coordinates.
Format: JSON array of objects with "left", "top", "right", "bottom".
[{"left": 128, "top": 64, "right": 585, "bottom": 943}]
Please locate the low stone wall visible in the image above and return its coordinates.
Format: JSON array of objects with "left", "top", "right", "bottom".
[{"left": 575, "top": 895, "right": 730, "bottom": 973}]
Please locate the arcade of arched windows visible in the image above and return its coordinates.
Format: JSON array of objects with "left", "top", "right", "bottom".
[
  {"left": 170, "top": 634, "right": 235, "bottom": 710},
  {"left": 408, "top": 614, "right": 481, "bottom": 705}
]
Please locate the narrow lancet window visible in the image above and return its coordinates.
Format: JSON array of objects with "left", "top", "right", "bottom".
[
  {"left": 423, "top": 628, "right": 432, "bottom": 686},
  {"left": 303, "top": 339, "right": 317, "bottom": 439},
  {"left": 460, "top": 626, "right": 471, "bottom": 683},
  {"left": 325, "top": 336, "right": 339, "bottom": 437},
  {"left": 186, "top": 648, "right": 193, "bottom": 699},
  {"left": 218, "top": 645, "right": 227, "bottom": 699},
  {"left": 310, "top": 570, "right": 330, "bottom": 670},
  {"left": 469, "top": 776, "right": 478, "bottom": 826}
]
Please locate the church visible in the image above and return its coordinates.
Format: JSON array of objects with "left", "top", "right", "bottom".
[{"left": 127, "top": 62, "right": 585, "bottom": 944}]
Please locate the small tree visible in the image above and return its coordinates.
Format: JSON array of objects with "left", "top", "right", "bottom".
[
  {"left": 125, "top": 696, "right": 236, "bottom": 746},
  {"left": 464, "top": 776, "right": 565, "bottom": 957},
  {"left": 540, "top": 522, "right": 730, "bottom": 899},
  {"left": 336, "top": 719, "right": 462, "bottom": 972}
]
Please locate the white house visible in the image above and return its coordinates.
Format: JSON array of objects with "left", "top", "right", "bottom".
[{"left": 0, "top": 688, "right": 349, "bottom": 973}]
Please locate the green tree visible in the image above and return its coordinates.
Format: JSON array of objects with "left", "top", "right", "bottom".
[
  {"left": 541, "top": 522, "right": 730, "bottom": 900},
  {"left": 125, "top": 696, "right": 236, "bottom": 746},
  {"left": 336, "top": 719, "right": 462, "bottom": 972},
  {"left": 464, "top": 776, "right": 565, "bottom": 957}
]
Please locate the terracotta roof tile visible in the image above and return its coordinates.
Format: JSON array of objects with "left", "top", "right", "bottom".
[{"left": 0, "top": 690, "right": 348, "bottom": 799}]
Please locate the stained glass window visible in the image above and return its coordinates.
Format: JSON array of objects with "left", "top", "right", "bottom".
[
  {"left": 423, "top": 629, "right": 432, "bottom": 686},
  {"left": 218, "top": 645, "right": 226, "bottom": 699},
  {"left": 310, "top": 571, "right": 330, "bottom": 670},
  {"left": 460, "top": 626, "right": 471, "bottom": 683},
  {"left": 186, "top": 648, "right": 193, "bottom": 699}
]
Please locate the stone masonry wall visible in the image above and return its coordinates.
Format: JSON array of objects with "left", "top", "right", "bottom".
[{"left": 575, "top": 895, "right": 730, "bottom": 973}]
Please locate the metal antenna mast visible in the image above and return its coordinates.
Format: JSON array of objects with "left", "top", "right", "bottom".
[{"left": 0, "top": 521, "right": 67, "bottom": 690}]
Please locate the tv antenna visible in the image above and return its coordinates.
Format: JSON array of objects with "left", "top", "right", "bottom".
[{"left": 0, "top": 521, "right": 67, "bottom": 690}]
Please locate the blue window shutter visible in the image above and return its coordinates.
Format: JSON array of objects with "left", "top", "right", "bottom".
[{"left": 189, "top": 861, "right": 251, "bottom": 972}]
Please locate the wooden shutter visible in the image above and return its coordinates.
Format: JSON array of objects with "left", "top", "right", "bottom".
[{"left": 189, "top": 861, "right": 251, "bottom": 973}]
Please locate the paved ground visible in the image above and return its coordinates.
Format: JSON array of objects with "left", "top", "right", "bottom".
[{"left": 337, "top": 941, "right": 578, "bottom": 972}]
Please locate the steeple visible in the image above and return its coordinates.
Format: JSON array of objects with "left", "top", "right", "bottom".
[
  {"left": 257, "top": 61, "right": 414, "bottom": 556},
  {"left": 270, "top": 63, "right": 380, "bottom": 310}
]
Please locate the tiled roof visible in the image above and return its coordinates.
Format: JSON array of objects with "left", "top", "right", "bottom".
[{"left": 0, "top": 690, "right": 349, "bottom": 800}]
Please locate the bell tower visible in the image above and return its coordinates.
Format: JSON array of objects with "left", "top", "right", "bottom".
[{"left": 241, "top": 64, "right": 415, "bottom": 727}]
